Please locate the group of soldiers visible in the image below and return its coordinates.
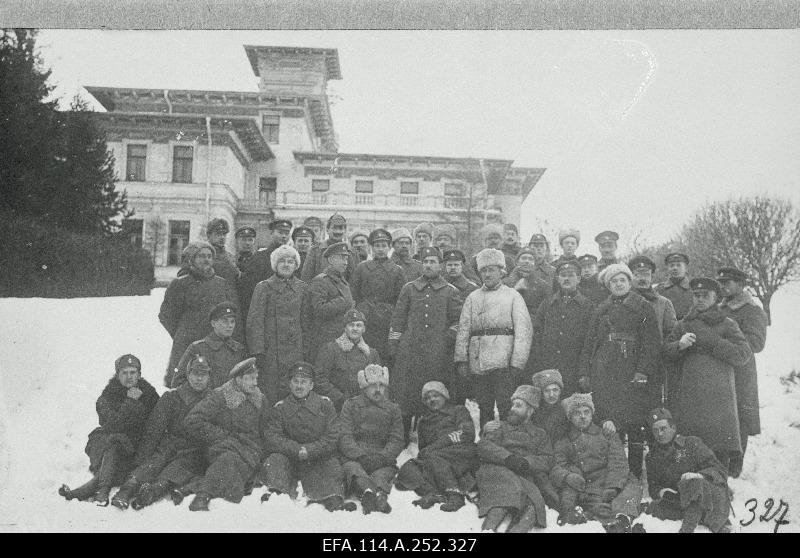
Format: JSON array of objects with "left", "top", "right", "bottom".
[{"left": 58, "top": 213, "right": 768, "bottom": 533}]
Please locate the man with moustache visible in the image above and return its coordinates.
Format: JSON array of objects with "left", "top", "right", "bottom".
[
  {"left": 595, "top": 231, "right": 620, "bottom": 272},
  {"left": 390, "top": 228, "right": 424, "bottom": 284},
  {"left": 350, "top": 229, "right": 371, "bottom": 263},
  {"left": 291, "top": 225, "right": 315, "bottom": 279},
  {"left": 656, "top": 253, "right": 693, "bottom": 320},
  {"left": 238, "top": 218, "right": 293, "bottom": 324},
  {"left": 468, "top": 224, "right": 516, "bottom": 281},
  {"left": 234, "top": 225, "right": 257, "bottom": 271},
  {"left": 500, "top": 223, "right": 521, "bottom": 261},
  {"left": 503, "top": 246, "right": 553, "bottom": 317},
  {"left": 578, "top": 254, "right": 608, "bottom": 304},
  {"left": 301, "top": 213, "right": 360, "bottom": 283},
  {"left": 442, "top": 249, "right": 480, "bottom": 298}
]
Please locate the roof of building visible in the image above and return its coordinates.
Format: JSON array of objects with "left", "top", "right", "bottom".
[{"left": 243, "top": 45, "right": 342, "bottom": 80}]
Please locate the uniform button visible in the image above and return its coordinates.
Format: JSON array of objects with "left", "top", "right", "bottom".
[
  {"left": 425, "top": 314, "right": 428, "bottom": 317},
  {"left": 559, "top": 332, "right": 563, "bottom": 336},
  {"left": 556, "top": 350, "right": 561, "bottom": 354}
]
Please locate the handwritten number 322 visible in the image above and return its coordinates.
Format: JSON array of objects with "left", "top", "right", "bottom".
[{"left": 740, "top": 498, "right": 790, "bottom": 533}]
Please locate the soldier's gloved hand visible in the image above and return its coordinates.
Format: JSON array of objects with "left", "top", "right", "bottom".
[
  {"left": 602, "top": 421, "right": 617, "bottom": 436},
  {"left": 503, "top": 455, "right": 530, "bottom": 476},
  {"left": 578, "top": 376, "right": 591, "bottom": 392},
  {"left": 602, "top": 487, "right": 620, "bottom": 502},
  {"left": 447, "top": 430, "right": 462, "bottom": 444},
  {"left": 482, "top": 420, "right": 501, "bottom": 435},
  {"left": 457, "top": 362, "right": 470, "bottom": 378},
  {"left": 127, "top": 387, "right": 143, "bottom": 400},
  {"left": 564, "top": 473, "right": 586, "bottom": 491},
  {"left": 358, "top": 453, "right": 387, "bottom": 473}
]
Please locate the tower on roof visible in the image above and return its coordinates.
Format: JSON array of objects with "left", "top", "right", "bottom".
[{"left": 243, "top": 45, "right": 342, "bottom": 96}]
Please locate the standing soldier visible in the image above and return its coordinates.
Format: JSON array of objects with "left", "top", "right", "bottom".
[
  {"left": 235, "top": 225, "right": 257, "bottom": 271},
  {"left": 455, "top": 248, "right": 533, "bottom": 424},
  {"left": 159, "top": 241, "right": 239, "bottom": 387},
  {"left": 307, "top": 242, "right": 356, "bottom": 362},
  {"left": 578, "top": 263, "right": 662, "bottom": 479},
  {"left": 528, "top": 260, "right": 594, "bottom": 396},
  {"left": 389, "top": 246, "right": 462, "bottom": 440},
  {"left": 552, "top": 229, "right": 580, "bottom": 268},
  {"left": 577, "top": 254, "right": 608, "bottom": 304},
  {"left": 238, "top": 218, "right": 293, "bottom": 324},
  {"left": 630, "top": 255, "right": 678, "bottom": 406},
  {"left": 433, "top": 224, "right": 458, "bottom": 253},
  {"left": 503, "top": 247, "right": 553, "bottom": 316},
  {"left": 442, "top": 249, "right": 480, "bottom": 297},
  {"left": 303, "top": 216, "right": 325, "bottom": 245},
  {"left": 390, "top": 228, "right": 424, "bottom": 284},
  {"left": 172, "top": 301, "right": 246, "bottom": 390},
  {"left": 350, "top": 229, "right": 405, "bottom": 362},
  {"left": 656, "top": 253, "right": 693, "bottom": 320},
  {"left": 412, "top": 222, "right": 435, "bottom": 261},
  {"left": 246, "top": 245, "right": 310, "bottom": 403},
  {"left": 468, "top": 224, "right": 516, "bottom": 280},
  {"left": 501, "top": 223, "right": 521, "bottom": 261},
  {"left": 350, "top": 229, "right": 371, "bottom": 263},
  {"left": 205, "top": 217, "right": 240, "bottom": 292},
  {"left": 301, "top": 213, "right": 360, "bottom": 283},
  {"left": 261, "top": 362, "right": 352, "bottom": 512},
  {"left": 338, "top": 364, "right": 404, "bottom": 515},
  {"left": 595, "top": 230, "right": 620, "bottom": 272},
  {"left": 527, "top": 233, "right": 556, "bottom": 286},
  {"left": 291, "top": 226, "right": 315, "bottom": 279},
  {"left": 717, "top": 267, "right": 768, "bottom": 478},
  {"left": 664, "top": 278, "right": 752, "bottom": 470}
]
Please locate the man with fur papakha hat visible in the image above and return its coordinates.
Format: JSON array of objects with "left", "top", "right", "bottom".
[
  {"left": 476, "top": 385, "right": 554, "bottom": 533},
  {"left": 530, "top": 369, "right": 570, "bottom": 446},
  {"left": 338, "top": 364, "right": 404, "bottom": 515},
  {"left": 550, "top": 393, "right": 643, "bottom": 532},
  {"left": 396, "top": 381, "right": 478, "bottom": 512},
  {"left": 455, "top": 248, "right": 532, "bottom": 425}
]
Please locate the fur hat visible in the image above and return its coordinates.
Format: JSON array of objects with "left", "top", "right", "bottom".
[
  {"left": 531, "top": 369, "right": 563, "bottom": 391},
  {"left": 115, "top": 354, "right": 141, "bottom": 373},
  {"left": 562, "top": 393, "right": 595, "bottom": 417},
  {"left": 342, "top": 309, "right": 366, "bottom": 325},
  {"left": 206, "top": 218, "right": 230, "bottom": 235},
  {"left": 421, "top": 380, "right": 450, "bottom": 401},
  {"left": 182, "top": 241, "right": 216, "bottom": 263},
  {"left": 480, "top": 223, "right": 503, "bottom": 240},
  {"left": 558, "top": 228, "right": 581, "bottom": 246},
  {"left": 270, "top": 244, "right": 301, "bottom": 272},
  {"left": 414, "top": 222, "right": 435, "bottom": 239},
  {"left": 357, "top": 364, "right": 389, "bottom": 389},
  {"left": 433, "top": 224, "right": 458, "bottom": 242},
  {"left": 391, "top": 228, "right": 413, "bottom": 244},
  {"left": 599, "top": 263, "right": 633, "bottom": 287},
  {"left": 511, "top": 385, "right": 541, "bottom": 409},
  {"left": 349, "top": 229, "right": 370, "bottom": 243},
  {"left": 475, "top": 248, "right": 506, "bottom": 271}
]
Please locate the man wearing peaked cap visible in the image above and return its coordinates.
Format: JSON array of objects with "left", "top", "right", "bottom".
[
  {"left": 475, "top": 383, "right": 552, "bottom": 533},
  {"left": 235, "top": 226, "right": 257, "bottom": 271},
  {"left": 503, "top": 246, "right": 553, "bottom": 315},
  {"left": 350, "top": 228, "right": 405, "bottom": 364},
  {"left": 689, "top": 277, "right": 722, "bottom": 296},
  {"left": 717, "top": 265, "right": 767, "bottom": 478},
  {"left": 291, "top": 226, "right": 315, "bottom": 278},
  {"left": 656, "top": 252, "right": 693, "bottom": 321},
  {"left": 338, "top": 363, "right": 403, "bottom": 515},
  {"left": 443, "top": 249, "right": 480, "bottom": 298},
  {"left": 269, "top": 218, "right": 293, "bottom": 234},
  {"left": 525, "top": 233, "right": 556, "bottom": 288},
  {"left": 115, "top": 353, "right": 141, "bottom": 373},
  {"left": 595, "top": 231, "right": 620, "bottom": 272},
  {"left": 205, "top": 217, "right": 240, "bottom": 293},
  {"left": 301, "top": 213, "right": 360, "bottom": 284},
  {"left": 209, "top": 301, "right": 237, "bottom": 322},
  {"left": 389, "top": 227, "right": 424, "bottom": 283},
  {"left": 577, "top": 253, "right": 607, "bottom": 304}
]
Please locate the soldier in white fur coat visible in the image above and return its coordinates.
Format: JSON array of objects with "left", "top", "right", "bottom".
[{"left": 455, "top": 248, "right": 533, "bottom": 426}]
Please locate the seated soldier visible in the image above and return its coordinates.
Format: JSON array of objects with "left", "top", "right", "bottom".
[
  {"left": 397, "top": 381, "right": 477, "bottom": 512},
  {"left": 530, "top": 369, "right": 570, "bottom": 445},
  {"left": 184, "top": 357, "right": 268, "bottom": 511},
  {"left": 172, "top": 301, "right": 246, "bottom": 390},
  {"left": 338, "top": 364, "right": 404, "bottom": 515},
  {"left": 111, "top": 355, "right": 212, "bottom": 510},
  {"left": 58, "top": 354, "right": 159, "bottom": 506},
  {"left": 645, "top": 408, "right": 732, "bottom": 533},
  {"left": 261, "top": 362, "right": 353, "bottom": 512},
  {"left": 314, "top": 309, "right": 382, "bottom": 412},
  {"left": 551, "top": 393, "right": 643, "bottom": 532},
  {"left": 477, "top": 385, "right": 553, "bottom": 533}
]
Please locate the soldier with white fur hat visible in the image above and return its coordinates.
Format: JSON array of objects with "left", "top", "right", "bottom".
[
  {"left": 338, "top": 364, "right": 404, "bottom": 515},
  {"left": 467, "top": 223, "right": 515, "bottom": 281}
]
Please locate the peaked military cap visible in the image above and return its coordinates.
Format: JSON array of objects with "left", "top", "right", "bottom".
[
  {"left": 235, "top": 225, "right": 257, "bottom": 238},
  {"left": 594, "top": 230, "right": 619, "bottom": 244},
  {"left": 209, "top": 301, "right": 237, "bottom": 322},
  {"left": 555, "top": 260, "right": 581, "bottom": 274},
  {"left": 288, "top": 361, "right": 315, "bottom": 380},
  {"left": 269, "top": 218, "right": 293, "bottom": 232},
  {"left": 188, "top": 354, "right": 211, "bottom": 373},
  {"left": 689, "top": 277, "right": 721, "bottom": 296},
  {"left": 229, "top": 357, "right": 258, "bottom": 379},
  {"left": 529, "top": 233, "right": 548, "bottom": 245},
  {"left": 206, "top": 218, "right": 230, "bottom": 235},
  {"left": 322, "top": 241, "right": 350, "bottom": 259},
  {"left": 664, "top": 252, "right": 689, "bottom": 265},
  {"left": 577, "top": 254, "right": 598, "bottom": 265},
  {"left": 503, "top": 223, "right": 519, "bottom": 233},
  {"left": 717, "top": 267, "right": 748, "bottom": 284},
  {"left": 115, "top": 354, "right": 141, "bottom": 373},
  {"left": 327, "top": 213, "right": 347, "bottom": 227},
  {"left": 292, "top": 226, "right": 315, "bottom": 241},
  {"left": 646, "top": 407, "right": 673, "bottom": 428},
  {"left": 628, "top": 255, "right": 656, "bottom": 273},
  {"left": 442, "top": 249, "right": 466, "bottom": 263},
  {"left": 368, "top": 228, "right": 392, "bottom": 245},
  {"left": 418, "top": 246, "right": 443, "bottom": 261},
  {"left": 343, "top": 309, "right": 366, "bottom": 324}
]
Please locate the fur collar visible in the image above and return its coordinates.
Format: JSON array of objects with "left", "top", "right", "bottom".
[
  {"left": 721, "top": 290, "right": 759, "bottom": 311},
  {"left": 102, "top": 376, "right": 155, "bottom": 400},
  {"left": 597, "top": 290, "right": 646, "bottom": 315},
  {"left": 189, "top": 265, "right": 216, "bottom": 280},
  {"left": 684, "top": 305, "right": 726, "bottom": 326},
  {"left": 177, "top": 381, "right": 208, "bottom": 406},
  {"left": 335, "top": 333, "right": 371, "bottom": 355},
  {"left": 220, "top": 379, "right": 263, "bottom": 410}
]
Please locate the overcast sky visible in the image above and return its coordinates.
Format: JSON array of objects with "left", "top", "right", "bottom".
[{"left": 37, "top": 30, "right": 800, "bottom": 250}]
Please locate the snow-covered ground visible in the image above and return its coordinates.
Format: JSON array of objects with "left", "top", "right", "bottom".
[{"left": 1, "top": 285, "right": 799, "bottom": 532}]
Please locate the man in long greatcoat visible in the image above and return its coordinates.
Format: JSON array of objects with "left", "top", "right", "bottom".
[
  {"left": 205, "top": 217, "right": 240, "bottom": 296},
  {"left": 238, "top": 218, "right": 293, "bottom": 324},
  {"left": 717, "top": 267, "right": 768, "bottom": 478},
  {"left": 656, "top": 253, "right": 693, "bottom": 320},
  {"left": 307, "top": 242, "right": 356, "bottom": 362},
  {"left": 578, "top": 254, "right": 608, "bottom": 304}
]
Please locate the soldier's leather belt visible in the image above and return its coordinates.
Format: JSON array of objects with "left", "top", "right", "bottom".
[
  {"left": 608, "top": 333, "right": 636, "bottom": 341},
  {"left": 471, "top": 327, "right": 515, "bottom": 337}
]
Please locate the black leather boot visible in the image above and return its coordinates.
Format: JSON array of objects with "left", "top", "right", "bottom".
[
  {"left": 58, "top": 477, "right": 99, "bottom": 502},
  {"left": 189, "top": 492, "right": 211, "bottom": 511},
  {"left": 111, "top": 480, "right": 139, "bottom": 510},
  {"left": 439, "top": 491, "right": 466, "bottom": 513}
]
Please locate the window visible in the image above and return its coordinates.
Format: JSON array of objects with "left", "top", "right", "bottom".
[
  {"left": 444, "top": 182, "right": 466, "bottom": 197},
  {"left": 167, "top": 220, "right": 190, "bottom": 266},
  {"left": 122, "top": 219, "right": 144, "bottom": 249},
  {"left": 312, "top": 179, "right": 330, "bottom": 192},
  {"left": 126, "top": 145, "right": 147, "bottom": 181},
  {"left": 444, "top": 182, "right": 468, "bottom": 208},
  {"left": 259, "top": 177, "right": 277, "bottom": 206},
  {"left": 172, "top": 146, "right": 193, "bottom": 183},
  {"left": 400, "top": 181, "right": 419, "bottom": 195},
  {"left": 262, "top": 114, "right": 280, "bottom": 144},
  {"left": 355, "top": 180, "right": 373, "bottom": 193}
]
